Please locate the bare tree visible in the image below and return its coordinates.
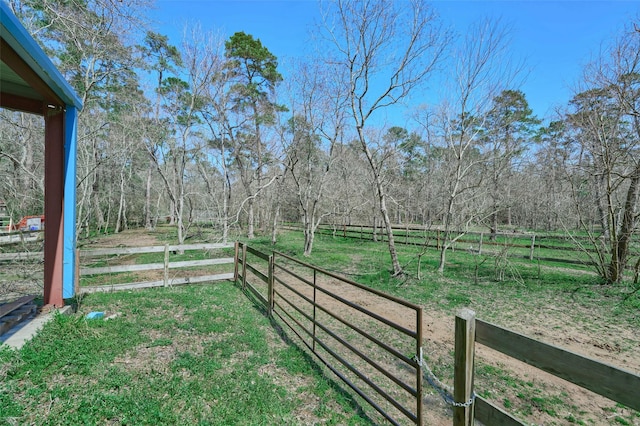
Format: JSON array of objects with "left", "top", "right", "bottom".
[
  {"left": 280, "top": 60, "right": 347, "bottom": 255},
  {"left": 567, "top": 19, "right": 640, "bottom": 283},
  {"left": 416, "top": 18, "right": 522, "bottom": 273},
  {"left": 197, "top": 31, "right": 237, "bottom": 244},
  {"left": 151, "top": 25, "right": 220, "bottom": 245},
  {"left": 322, "top": 0, "right": 450, "bottom": 276}
]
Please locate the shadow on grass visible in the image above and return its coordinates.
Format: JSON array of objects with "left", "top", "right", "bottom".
[{"left": 236, "top": 280, "right": 377, "bottom": 425}]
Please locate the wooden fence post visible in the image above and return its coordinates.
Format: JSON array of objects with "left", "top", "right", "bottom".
[
  {"left": 233, "top": 241, "right": 239, "bottom": 282},
  {"left": 454, "top": 308, "right": 476, "bottom": 426},
  {"left": 478, "top": 233, "right": 483, "bottom": 255},
  {"left": 75, "top": 249, "right": 80, "bottom": 295},
  {"left": 163, "top": 244, "right": 169, "bottom": 287},
  {"left": 529, "top": 235, "right": 536, "bottom": 261},
  {"left": 241, "top": 243, "right": 247, "bottom": 290}
]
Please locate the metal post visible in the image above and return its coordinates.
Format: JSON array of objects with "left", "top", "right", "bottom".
[
  {"left": 312, "top": 268, "right": 317, "bottom": 353},
  {"left": 63, "top": 106, "right": 78, "bottom": 299},
  {"left": 268, "top": 254, "right": 274, "bottom": 315},
  {"left": 453, "top": 308, "right": 476, "bottom": 426},
  {"left": 417, "top": 307, "right": 424, "bottom": 426}
]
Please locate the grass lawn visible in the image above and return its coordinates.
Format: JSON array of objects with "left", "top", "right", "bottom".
[{"left": 0, "top": 282, "right": 374, "bottom": 425}]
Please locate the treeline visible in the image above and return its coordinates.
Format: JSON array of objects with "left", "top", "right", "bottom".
[{"left": 1, "top": 0, "right": 639, "bottom": 283}]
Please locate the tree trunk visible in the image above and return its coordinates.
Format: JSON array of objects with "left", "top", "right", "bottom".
[
  {"left": 303, "top": 209, "right": 316, "bottom": 256},
  {"left": 438, "top": 244, "right": 447, "bottom": 274},
  {"left": 115, "top": 167, "right": 126, "bottom": 233},
  {"left": 247, "top": 198, "right": 255, "bottom": 239},
  {"left": 144, "top": 158, "right": 153, "bottom": 229},
  {"left": 608, "top": 170, "right": 640, "bottom": 283},
  {"left": 490, "top": 211, "right": 498, "bottom": 241},
  {"left": 303, "top": 226, "right": 314, "bottom": 256},
  {"left": 375, "top": 177, "right": 403, "bottom": 276},
  {"left": 222, "top": 183, "right": 229, "bottom": 245},
  {"left": 271, "top": 204, "right": 280, "bottom": 245}
]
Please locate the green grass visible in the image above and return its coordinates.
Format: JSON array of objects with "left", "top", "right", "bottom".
[
  {"left": 250, "top": 231, "right": 639, "bottom": 328},
  {"left": 0, "top": 282, "right": 373, "bottom": 425}
]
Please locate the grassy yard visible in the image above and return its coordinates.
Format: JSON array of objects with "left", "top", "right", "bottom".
[{"left": 0, "top": 282, "right": 374, "bottom": 425}]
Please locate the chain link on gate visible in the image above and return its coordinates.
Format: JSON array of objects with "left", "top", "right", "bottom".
[{"left": 415, "top": 348, "right": 476, "bottom": 408}]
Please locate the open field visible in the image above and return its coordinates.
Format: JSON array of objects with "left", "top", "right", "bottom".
[{"left": 1, "top": 227, "right": 639, "bottom": 425}]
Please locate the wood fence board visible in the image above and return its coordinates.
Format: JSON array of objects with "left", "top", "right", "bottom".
[
  {"left": 475, "top": 396, "right": 526, "bottom": 426},
  {"left": 80, "top": 258, "right": 235, "bottom": 276},
  {"left": 80, "top": 262, "right": 165, "bottom": 275},
  {"left": 80, "top": 273, "right": 234, "bottom": 293},
  {"left": 167, "top": 243, "right": 233, "bottom": 252},
  {"left": 245, "top": 282, "right": 268, "bottom": 306},
  {"left": 245, "top": 245, "right": 270, "bottom": 261},
  {"left": 476, "top": 319, "right": 640, "bottom": 411},
  {"left": 245, "top": 263, "right": 268, "bottom": 283},
  {"left": 80, "top": 243, "right": 233, "bottom": 257},
  {"left": 169, "top": 258, "right": 234, "bottom": 269},
  {"left": 81, "top": 246, "right": 166, "bottom": 256},
  {"left": 0, "top": 252, "right": 43, "bottom": 261}
]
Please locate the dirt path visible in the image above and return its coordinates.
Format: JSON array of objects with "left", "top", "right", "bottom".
[{"left": 81, "top": 229, "right": 161, "bottom": 248}]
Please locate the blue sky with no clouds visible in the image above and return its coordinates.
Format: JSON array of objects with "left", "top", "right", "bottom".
[{"left": 150, "top": 0, "right": 640, "bottom": 122}]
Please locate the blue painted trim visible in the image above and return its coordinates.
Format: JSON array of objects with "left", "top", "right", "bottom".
[
  {"left": 1, "top": 2, "right": 83, "bottom": 109},
  {"left": 63, "top": 106, "right": 77, "bottom": 299}
]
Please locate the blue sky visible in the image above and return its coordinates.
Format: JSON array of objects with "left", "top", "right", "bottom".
[{"left": 151, "top": 1, "right": 640, "bottom": 122}]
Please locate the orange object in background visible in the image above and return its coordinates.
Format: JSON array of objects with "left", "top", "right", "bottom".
[{"left": 8, "top": 215, "right": 45, "bottom": 231}]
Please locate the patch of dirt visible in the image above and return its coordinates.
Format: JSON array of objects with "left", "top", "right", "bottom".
[{"left": 83, "top": 229, "right": 161, "bottom": 248}]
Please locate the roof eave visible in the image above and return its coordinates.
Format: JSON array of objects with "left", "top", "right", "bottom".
[{"left": 1, "top": 2, "right": 83, "bottom": 110}]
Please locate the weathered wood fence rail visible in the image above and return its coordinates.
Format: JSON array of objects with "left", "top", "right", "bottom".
[
  {"left": 283, "top": 223, "right": 639, "bottom": 267},
  {"left": 0, "top": 229, "right": 43, "bottom": 246},
  {"left": 79, "top": 243, "right": 235, "bottom": 293},
  {"left": 457, "top": 310, "right": 640, "bottom": 425}
]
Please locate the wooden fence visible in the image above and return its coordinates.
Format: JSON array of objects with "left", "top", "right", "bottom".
[
  {"left": 0, "top": 229, "right": 43, "bottom": 246},
  {"left": 455, "top": 310, "right": 640, "bottom": 426},
  {"left": 283, "top": 223, "right": 633, "bottom": 267},
  {"left": 79, "top": 243, "right": 235, "bottom": 293},
  {"left": 236, "top": 242, "right": 425, "bottom": 426}
]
